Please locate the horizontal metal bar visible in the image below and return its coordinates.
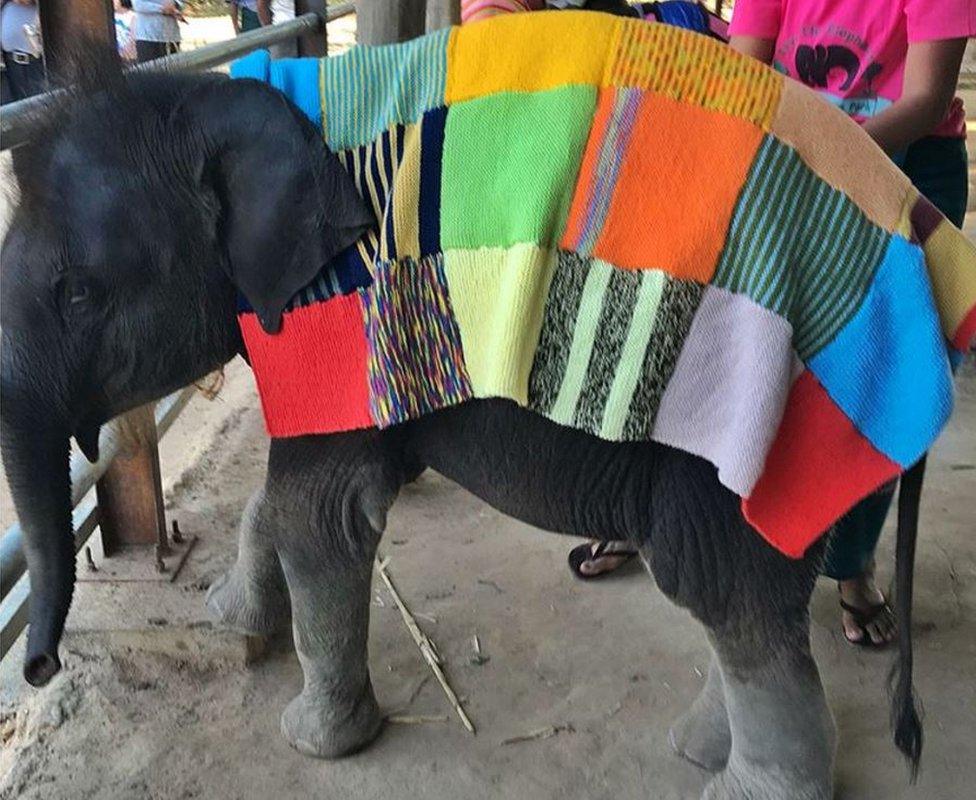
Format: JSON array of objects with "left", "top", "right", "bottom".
[
  {"left": 0, "top": 387, "right": 195, "bottom": 603},
  {"left": 1, "top": 4, "right": 355, "bottom": 151},
  {"left": 130, "top": 12, "right": 322, "bottom": 75},
  {"left": 0, "top": 497, "right": 100, "bottom": 660}
]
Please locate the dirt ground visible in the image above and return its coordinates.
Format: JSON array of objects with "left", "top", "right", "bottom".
[
  {"left": 1, "top": 20, "right": 975, "bottom": 800},
  {"left": 0, "top": 356, "right": 972, "bottom": 800}
]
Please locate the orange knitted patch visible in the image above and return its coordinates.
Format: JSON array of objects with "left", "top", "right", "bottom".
[{"left": 594, "top": 93, "right": 763, "bottom": 282}]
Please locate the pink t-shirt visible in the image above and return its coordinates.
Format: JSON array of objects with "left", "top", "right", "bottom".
[{"left": 730, "top": 0, "right": 976, "bottom": 137}]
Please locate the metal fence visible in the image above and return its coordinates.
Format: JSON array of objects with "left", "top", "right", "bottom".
[{"left": 0, "top": 4, "right": 354, "bottom": 660}]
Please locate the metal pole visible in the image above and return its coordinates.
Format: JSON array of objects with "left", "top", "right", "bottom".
[
  {"left": 2, "top": 12, "right": 346, "bottom": 151},
  {"left": 425, "top": 0, "right": 459, "bottom": 32},
  {"left": 357, "top": 0, "right": 426, "bottom": 45}
]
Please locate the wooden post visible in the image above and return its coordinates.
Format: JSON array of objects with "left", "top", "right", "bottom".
[
  {"left": 295, "top": 0, "right": 328, "bottom": 57},
  {"left": 38, "top": 0, "right": 116, "bottom": 79},
  {"left": 425, "top": 0, "right": 459, "bottom": 32},
  {"left": 95, "top": 407, "right": 167, "bottom": 555},
  {"left": 356, "top": 0, "right": 426, "bottom": 45}
]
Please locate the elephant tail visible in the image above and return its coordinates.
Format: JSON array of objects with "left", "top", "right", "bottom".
[{"left": 889, "top": 456, "right": 926, "bottom": 780}]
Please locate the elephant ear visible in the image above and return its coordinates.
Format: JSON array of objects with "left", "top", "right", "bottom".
[{"left": 176, "top": 78, "right": 374, "bottom": 334}]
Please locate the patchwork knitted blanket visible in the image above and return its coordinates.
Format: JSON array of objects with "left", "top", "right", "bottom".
[{"left": 231, "top": 11, "right": 976, "bottom": 559}]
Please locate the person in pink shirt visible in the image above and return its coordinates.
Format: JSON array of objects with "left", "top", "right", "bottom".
[{"left": 731, "top": 0, "right": 973, "bottom": 648}]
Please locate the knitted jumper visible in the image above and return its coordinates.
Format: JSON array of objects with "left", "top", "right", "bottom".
[{"left": 231, "top": 11, "right": 976, "bottom": 559}]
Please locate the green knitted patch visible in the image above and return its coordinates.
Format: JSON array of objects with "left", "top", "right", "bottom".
[{"left": 440, "top": 85, "right": 597, "bottom": 250}]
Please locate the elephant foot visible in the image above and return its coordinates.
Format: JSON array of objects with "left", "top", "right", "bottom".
[
  {"left": 702, "top": 761, "right": 832, "bottom": 800},
  {"left": 669, "top": 703, "right": 730, "bottom": 772},
  {"left": 669, "top": 656, "right": 730, "bottom": 772},
  {"left": 281, "top": 682, "right": 383, "bottom": 758},
  {"left": 205, "top": 569, "right": 289, "bottom": 637}
]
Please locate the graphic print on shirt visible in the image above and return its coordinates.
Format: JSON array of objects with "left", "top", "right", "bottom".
[{"left": 773, "top": 27, "right": 887, "bottom": 121}]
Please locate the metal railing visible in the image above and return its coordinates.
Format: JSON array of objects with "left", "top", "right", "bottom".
[
  {"left": 1, "top": 5, "right": 354, "bottom": 151},
  {"left": 0, "top": 3, "right": 355, "bottom": 659}
]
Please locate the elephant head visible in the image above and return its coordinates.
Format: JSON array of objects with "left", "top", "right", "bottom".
[{"left": 1, "top": 62, "right": 372, "bottom": 686}]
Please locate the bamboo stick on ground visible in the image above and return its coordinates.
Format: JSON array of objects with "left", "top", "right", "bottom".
[{"left": 376, "top": 557, "right": 476, "bottom": 734}]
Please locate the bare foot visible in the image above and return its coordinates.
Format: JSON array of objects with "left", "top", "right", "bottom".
[
  {"left": 839, "top": 563, "right": 896, "bottom": 646},
  {"left": 572, "top": 541, "right": 638, "bottom": 577}
]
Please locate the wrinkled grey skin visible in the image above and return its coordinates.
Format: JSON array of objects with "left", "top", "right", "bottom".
[{"left": 3, "top": 67, "right": 875, "bottom": 800}]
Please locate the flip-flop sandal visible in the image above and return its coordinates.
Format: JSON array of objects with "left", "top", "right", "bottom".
[
  {"left": 839, "top": 598, "right": 896, "bottom": 649},
  {"left": 568, "top": 541, "right": 637, "bottom": 580}
]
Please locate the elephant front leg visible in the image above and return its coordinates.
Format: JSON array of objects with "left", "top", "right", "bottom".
[
  {"left": 278, "top": 540, "right": 383, "bottom": 758},
  {"left": 206, "top": 488, "right": 290, "bottom": 636},
  {"left": 703, "top": 635, "right": 835, "bottom": 800},
  {"left": 669, "top": 652, "right": 731, "bottom": 771}
]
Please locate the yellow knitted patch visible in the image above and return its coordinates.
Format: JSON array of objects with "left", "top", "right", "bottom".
[
  {"left": 894, "top": 188, "right": 918, "bottom": 242},
  {"left": 392, "top": 122, "right": 423, "bottom": 262},
  {"left": 444, "top": 244, "right": 558, "bottom": 403},
  {"left": 446, "top": 10, "right": 620, "bottom": 104},
  {"left": 922, "top": 220, "right": 976, "bottom": 345},
  {"left": 607, "top": 20, "right": 782, "bottom": 129}
]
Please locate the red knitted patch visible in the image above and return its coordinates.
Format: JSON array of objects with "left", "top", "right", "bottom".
[
  {"left": 239, "top": 295, "right": 373, "bottom": 437},
  {"left": 953, "top": 304, "right": 976, "bottom": 352},
  {"left": 742, "top": 370, "right": 901, "bottom": 559}
]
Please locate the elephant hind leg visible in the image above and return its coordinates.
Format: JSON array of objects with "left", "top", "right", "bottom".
[
  {"left": 640, "top": 466, "right": 832, "bottom": 800},
  {"left": 669, "top": 652, "right": 730, "bottom": 772},
  {"left": 700, "top": 549, "right": 833, "bottom": 800},
  {"left": 703, "top": 625, "right": 835, "bottom": 800},
  {"left": 206, "top": 487, "right": 290, "bottom": 637}
]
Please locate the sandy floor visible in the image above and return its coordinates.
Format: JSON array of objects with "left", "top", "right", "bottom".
[
  {"left": 0, "top": 359, "right": 973, "bottom": 800},
  {"left": 1, "top": 19, "right": 975, "bottom": 800}
]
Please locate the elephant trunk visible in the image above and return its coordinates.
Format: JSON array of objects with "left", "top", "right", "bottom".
[{"left": 1, "top": 344, "right": 75, "bottom": 687}]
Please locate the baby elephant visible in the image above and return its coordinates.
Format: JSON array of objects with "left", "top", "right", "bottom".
[{"left": 1, "top": 51, "right": 935, "bottom": 800}]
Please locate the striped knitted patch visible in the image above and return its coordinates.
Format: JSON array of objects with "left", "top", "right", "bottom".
[
  {"left": 713, "top": 136, "right": 889, "bottom": 360},
  {"left": 361, "top": 255, "right": 472, "bottom": 428},
  {"left": 340, "top": 125, "right": 405, "bottom": 264},
  {"left": 620, "top": 277, "right": 702, "bottom": 440},
  {"left": 608, "top": 20, "right": 781, "bottom": 129},
  {"left": 285, "top": 252, "right": 373, "bottom": 312},
  {"left": 528, "top": 252, "right": 701, "bottom": 440},
  {"left": 323, "top": 27, "right": 450, "bottom": 150},
  {"left": 386, "top": 106, "right": 447, "bottom": 263}
]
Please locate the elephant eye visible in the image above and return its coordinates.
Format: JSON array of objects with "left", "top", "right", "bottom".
[
  {"left": 56, "top": 274, "right": 94, "bottom": 314},
  {"left": 68, "top": 284, "right": 89, "bottom": 304}
]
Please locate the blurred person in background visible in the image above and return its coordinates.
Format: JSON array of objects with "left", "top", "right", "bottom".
[
  {"left": 1, "top": 0, "right": 44, "bottom": 104},
  {"left": 115, "top": 0, "right": 138, "bottom": 64},
  {"left": 730, "top": 0, "right": 972, "bottom": 648},
  {"left": 229, "top": 0, "right": 271, "bottom": 35},
  {"left": 132, "top": 0, "right": 183, "bottom": 62}
]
